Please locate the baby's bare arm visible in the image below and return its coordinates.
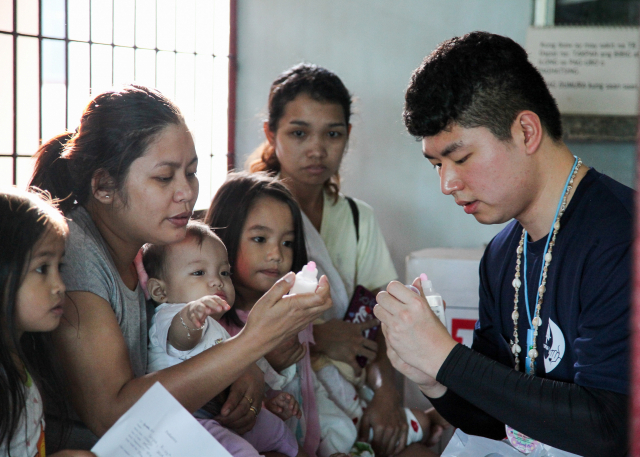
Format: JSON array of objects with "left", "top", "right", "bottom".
[{"left": 168, "top": 296, "right": 229, "bottom": 351}]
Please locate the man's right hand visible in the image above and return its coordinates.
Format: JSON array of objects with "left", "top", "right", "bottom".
[{"left": 383, "top": 334, "right": 447, "bottom": 399}]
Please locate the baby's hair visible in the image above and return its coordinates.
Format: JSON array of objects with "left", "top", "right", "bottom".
[
  {"left": 142, "top": 221, "right": 222, "bottom": 283},
  {"left": 204, "top": 171, "right": 308, "bottom": 327},
  {"left": 0, "top": 187, "right": 69, "bottom": 452}
]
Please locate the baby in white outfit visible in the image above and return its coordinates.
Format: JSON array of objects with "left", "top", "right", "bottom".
[{"left": 143, "top": 221, "right": 301, "bottom": 457}]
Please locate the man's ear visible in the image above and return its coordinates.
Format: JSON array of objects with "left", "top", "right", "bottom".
[
  {"left": 91, "top": 169, "right": 116, "bottom": 204},
  {"left": 147, "top": 278, "right": 168, "bottom": 303},
  {"left": 514, "top": 111, "right": 543, "bottom": 155},
  {"left": 263, "top": 122, "right": 276, "bottom": 146}
]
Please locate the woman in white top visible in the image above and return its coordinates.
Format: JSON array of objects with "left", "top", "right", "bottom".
[{"left": 247, "top": 64, "right": 442, "bottom": 457}]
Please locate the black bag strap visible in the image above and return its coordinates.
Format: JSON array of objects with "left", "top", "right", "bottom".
[{"left": 345, "top": 196, "right": 360, "bottom": 243}]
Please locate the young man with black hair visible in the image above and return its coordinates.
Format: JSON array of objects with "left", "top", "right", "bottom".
[{"left": 374, "top": 31, "right": 630, "bottom": 456}]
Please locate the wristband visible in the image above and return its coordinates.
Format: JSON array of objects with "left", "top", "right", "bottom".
[{"left": 180, "top": 314, "right": 206, "bottom": 338}]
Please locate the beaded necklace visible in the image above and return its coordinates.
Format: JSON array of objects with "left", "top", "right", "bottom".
[{"left": 510, "top": 157, "right": 581, "bottom": 373}]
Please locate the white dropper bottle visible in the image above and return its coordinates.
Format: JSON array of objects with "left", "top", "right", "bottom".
[
  {"left": 420, "top": 273, "right": 447, "bottom": 326},
  {"left": 288, "top": 261, "right": 319, "bottom": 295}
]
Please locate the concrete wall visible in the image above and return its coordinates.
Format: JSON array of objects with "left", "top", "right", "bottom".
[{"left": 234, "top": 0, "right": 637, "bottom": 280}]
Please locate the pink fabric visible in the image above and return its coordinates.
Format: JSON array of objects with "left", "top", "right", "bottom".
[
  {"left": 134, "top": 249, "right": 150, "bottom": 299},
  {"left": 299, "top": 323, "right": 321, "bottom": 457},
  {"left": 197, "top": 418, "right": 260, "bottom": 457},
  {"left": 221, "top": 310, "right": 322, "bottom": 457},
  {"left": 242, "top": 409, "right": 299, "bottom": 457},
  {"left": 196, "top": 410, "right": 298, "bottom": 457},
  {"left": 219, "top": 309, "right": 248, "bottom": 337}
]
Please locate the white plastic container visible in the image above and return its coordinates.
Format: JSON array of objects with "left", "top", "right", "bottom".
[
  {"left": 420, "top": 273, "right": 447, "bottom": 326},
  {"left": 288, "top": 261, "right": 318, "bottom": 295}
]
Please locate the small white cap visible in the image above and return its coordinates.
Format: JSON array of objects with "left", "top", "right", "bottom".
[{"left": 300, "top": 261, "right": 318, "bottom": 280}]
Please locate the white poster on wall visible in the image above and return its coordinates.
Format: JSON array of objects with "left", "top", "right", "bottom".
[{"left": 526, "top": 26, "right": 640, "bottom": 115}]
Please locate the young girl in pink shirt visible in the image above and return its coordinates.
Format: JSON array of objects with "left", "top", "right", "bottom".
[{"left": 206, "top": 172, "right": 357, "bottom": 457}]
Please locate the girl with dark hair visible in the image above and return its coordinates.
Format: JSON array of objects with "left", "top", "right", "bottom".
[
  {"left": 246, "top": 65, "right": 442, "bottom": 457},
  {"left": 29, "top": 84, "right": 332, "bottom": 451},
  {"left": 205, "top": 172, "right": 359, "bottom": 457},
  {"left": 205, "top": 172, "right": 309, "bottom": 328},
  {"left": 247, "top": 63, "right": 352, "bottom": 202},
  {"left": 0, "top": 188, "right": 95, "bottom": 457}
]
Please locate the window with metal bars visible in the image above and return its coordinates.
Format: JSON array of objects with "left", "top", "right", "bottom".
[{"left": 0, "top": 0, "right": 232, "bottom": 209}]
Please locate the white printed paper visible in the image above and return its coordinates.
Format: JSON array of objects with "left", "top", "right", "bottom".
[
  {"left": 442, "top": 429, "right": 581, "bottom": 457},
  {"left": 92, "top": 382, "right": 231, "bottom": 457},
  {"left": 526, "top": 26, "right": 640, "bottom": 115}
]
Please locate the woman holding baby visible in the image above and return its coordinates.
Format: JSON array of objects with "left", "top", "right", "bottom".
[{"left": 30, "top": 84, "right": 331, "bottom": 454}]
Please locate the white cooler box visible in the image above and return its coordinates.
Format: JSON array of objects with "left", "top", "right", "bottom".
[{"left": 403, "top": 248, "right": 484, "bottom": 410}]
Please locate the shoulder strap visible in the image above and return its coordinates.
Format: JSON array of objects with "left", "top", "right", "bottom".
[{"left": 345, "top": 196, "right": 360, "bottom": 242}]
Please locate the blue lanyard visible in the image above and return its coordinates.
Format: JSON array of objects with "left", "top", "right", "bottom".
[{"left": 522, "top": 156, "right": 578, "bottom": 327}]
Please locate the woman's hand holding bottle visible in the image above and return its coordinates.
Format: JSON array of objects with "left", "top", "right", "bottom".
[{"left": 244, "top": 272, "right": 333, "bottom": 350}]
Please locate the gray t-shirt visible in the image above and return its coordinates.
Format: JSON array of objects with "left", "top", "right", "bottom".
[
  {"left": 51, "top": 206, "right": 150, "bottom": 449},
  {"left": 63, "top": 206, "right": 150, "bottom": 377}
]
